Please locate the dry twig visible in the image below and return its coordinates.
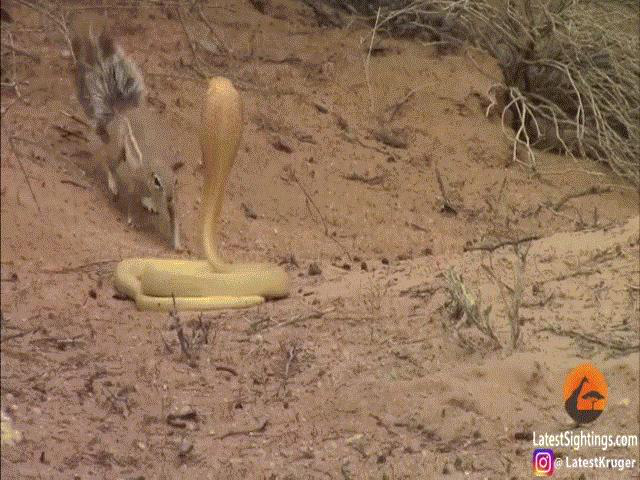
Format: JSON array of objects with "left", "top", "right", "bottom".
[
  {"left": 14, "top": 0, "right": 74, "bottom": 60},
  {"left": 8, "top": 136, "right": 41, "bottom": 213},
  {"left": 196, "top": 4, "right": 229, "bottom": 54},
  {"left": 177, "top": 7, "right": 207, "bottom": 79},
  {"left": 550, "top": 185, "right": 612, "bottom": 211},
  {"left": 364, "top": 7, "right": 382, "bottom": 113},
  {"left": 434, "top": 162, "right": 457, "bottom": 215},
  {"left": 289, "top": 170, "right": 352, "bottom": 260},
  {"left": 484, "top": 245, "right": 530, "bottom": 349},
  {"left": 60, "top": 110, "right": 91, "bottom": 129},
  {"left": 539, "top": 325, "right": 639, "bottom": 354},
  {"left": 342, "top": 172, "right": 385, "bottom": 186},
  {"left": 278, "top": 342, "right": 300, "bottom": 397},
  {"left": 464, "top": 234, "right": 539, "bottom": 252}
]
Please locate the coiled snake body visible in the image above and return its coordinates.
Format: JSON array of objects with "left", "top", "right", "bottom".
[{"left": 114, "top": 78, "right": 290, "bottom": 311}]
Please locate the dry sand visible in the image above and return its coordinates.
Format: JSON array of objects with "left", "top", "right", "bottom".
[{"left": 1, "top": 1, "right": 638, "bottom": 478}]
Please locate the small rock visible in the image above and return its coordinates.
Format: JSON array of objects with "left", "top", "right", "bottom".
[
  {"left": 308, "top": 262, "right": 322, "bottom": 276},
  {"left": 178, "top": 438, "right": 193, "bottom": 457},
  {"left": 241, "top": 203, "right": 258, "bottom": 219},
  {"left": 167, "top": 406, "right": 197, "bottom": 428},
  {"left": 175, "top": 406, "right": 197, "bottom": 418},
  {"left": 272, "top": 137, "right": 293, "bottom": 153},
  {"left": 514, "top": 430, "right": 533, "bottom": 441}
]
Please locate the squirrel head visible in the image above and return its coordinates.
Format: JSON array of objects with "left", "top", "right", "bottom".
[{"left": 139, "top": 166, "right": 180, "bottom": 251}]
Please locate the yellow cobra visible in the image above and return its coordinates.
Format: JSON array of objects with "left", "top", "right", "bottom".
[{"left": 114, "top": 77, "right": 290, "bottom": 311}]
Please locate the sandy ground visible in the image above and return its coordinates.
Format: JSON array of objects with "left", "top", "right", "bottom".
[{"left": 1, "top": 1, "right": 639, "bottom": 479}]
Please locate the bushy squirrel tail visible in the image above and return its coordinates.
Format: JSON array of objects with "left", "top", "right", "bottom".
[{"left": 71, "top": 15, "right": 144, "bottom": 141}]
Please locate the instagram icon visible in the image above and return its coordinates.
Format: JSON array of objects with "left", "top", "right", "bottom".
[{"left": 533, "top": 449, "right": 555, "bottom": 476}]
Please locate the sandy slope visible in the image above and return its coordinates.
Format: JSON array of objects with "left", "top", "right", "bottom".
[{"left": 1, "top": 1, "right": 638, "bottom": 478}]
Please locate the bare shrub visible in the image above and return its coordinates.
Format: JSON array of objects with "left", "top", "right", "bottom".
[{"left": 343, "top": 0, "right": 640, "bottom": 185}]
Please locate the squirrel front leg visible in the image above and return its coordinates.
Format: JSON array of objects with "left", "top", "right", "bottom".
[
  {"left": 95, "top": 144, "right": 119, "bottom": 198},
  {"left": 107, "top": 167, "right": 119, "bottom": 197}
]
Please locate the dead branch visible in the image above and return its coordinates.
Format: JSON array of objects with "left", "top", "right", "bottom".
[
  {"left": 550, "top": 186, "right": 612, "bottom": 211},
  {"left": 385, "top": 83, "right": 430, "bottom": 122},
  {"left": 464, "top": 235, "right": 539, "bottom": 252},
  {"left": 302, "top": 0, "right": 344, "bottom": 28},
  {"left": 8, "top": 136, "right": 40, "bottom": 213},
  {"left": 340, "top": 131, "right": 394, "bottom": 158},
  {"left": 289, "top": 170, "right": 352, "bottom": 261},
  {"left": 539, "top": 325, "right": 639, "bottom": 354},
  {"left": 275, "top": 308, "right": 332, "bottom": 329},
  {"left": 540, "top": 268, "right": 599, "bottom": 284},
  {"left": 278, "top": 343, "right": 299, "bottom": 397},
  {"left": 364, "top": 6, "right": 381, "bottom": 112},
  {"left": 14, "top": 0, "right": 74, "bottom": 60},
  {"left": 60, "top": 179, "right": 89, "bottom": 190},
  {"left": 1, "top": 327, "right": 41, "bottom": 343},
  {"left": 1, "top": 43, "right": 40, "bottom": 62},
  {"left": 371, "top": 127, "right": 408, "bottom": 149},
  {"left": 60, "top": 110, "right": 91, "bottom": 129},
  {"left": 215, "top": 365, "right": 238, "bottom": 376},
  {"left": 53, "top": 124, "right": 88, "bottom": 142},
  {"left": 434, "top": 162, "right": 457, "bottom": 215},
  {"left": 196, "top": 3, "right": 230, "bottom": 53},
  {"left": 40, "top": 260, "right": 118, "bottom": 274},
  {"left": 342, "top": 172, "right": 385, "bottom": 186},
  {"left": 177, "top": 6, "right": 207, "bottom": 79}
]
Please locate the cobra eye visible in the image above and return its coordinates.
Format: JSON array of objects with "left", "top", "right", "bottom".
[{"left": 153, "top": 174, "right": 163, "bottom": 190}]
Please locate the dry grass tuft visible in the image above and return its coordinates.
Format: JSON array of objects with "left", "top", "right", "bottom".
[{"left": 445, "top": 269, "right": 502, "bottom": 350}]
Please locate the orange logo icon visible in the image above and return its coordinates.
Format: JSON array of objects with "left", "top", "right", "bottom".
[{"left": 563, "top": 363, "right": 607, "bottom": 424}]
